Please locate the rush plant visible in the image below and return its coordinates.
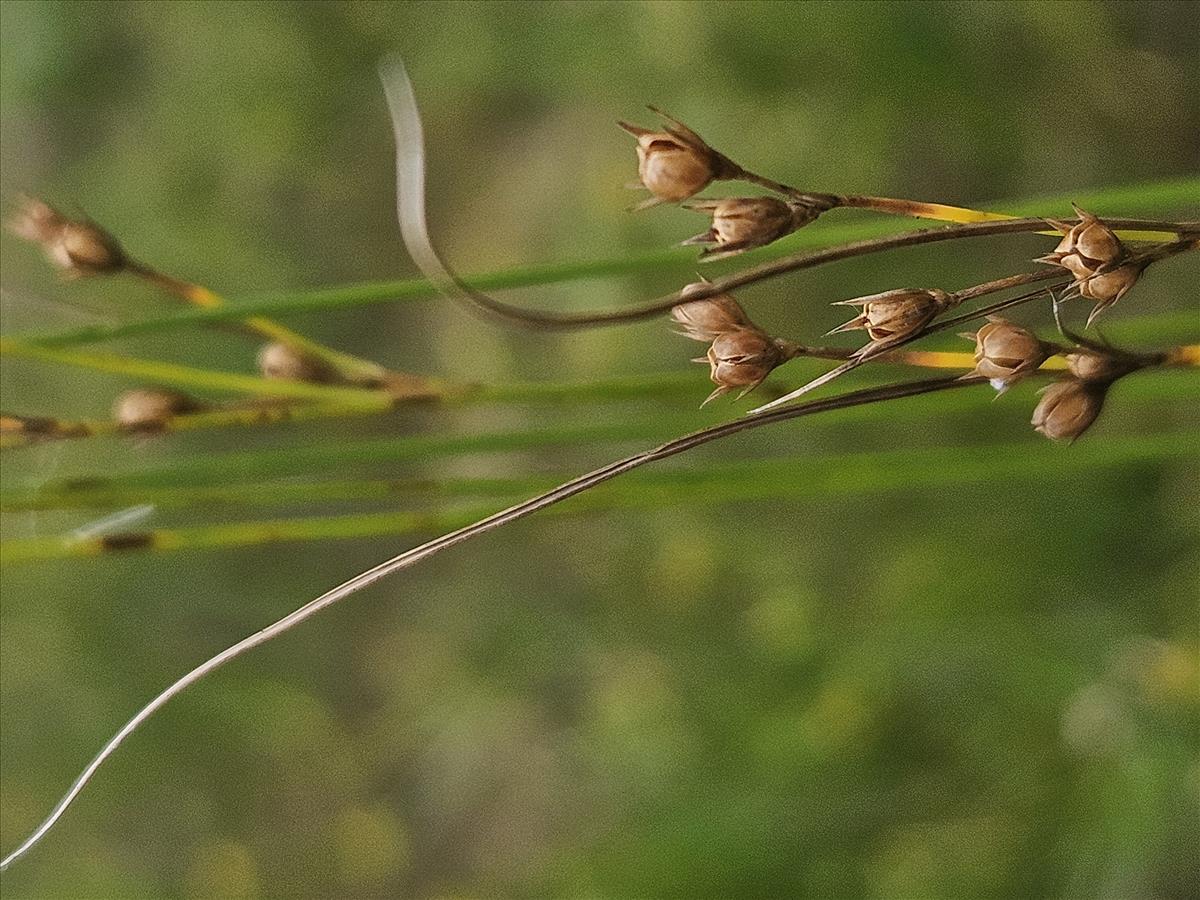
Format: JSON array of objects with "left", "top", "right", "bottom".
[{"left": 0, "top": 61, "right": 1196, "bottom": 871}]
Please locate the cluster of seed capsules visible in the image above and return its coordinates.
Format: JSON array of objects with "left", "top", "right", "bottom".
[
  {"left": 619, "top": 109, "right": 1188, "bottom": 442},
  {"left": 6, "top": 197, "right": 357, "bottom": 433}
]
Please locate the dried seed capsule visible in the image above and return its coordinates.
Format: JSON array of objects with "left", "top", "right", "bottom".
[
  {"left": 1044, "top": 205, "right": 1123, "bottom": 273},
  {"left": 682, "top": 197, "right": 821, "bottom": 259},
  {"left": 1064, "top": 349, "right": 1135, "bottom": 383},
  {"left": 670, "top": 286, "right": 753, "bottom": 342},
  {"left": 1038, "top": 206, "right": 1141, "bottom": 323},
  {"left": 702, "top": 328, "right": 786, "bottom": 404},
  {"left": 7, "top": 196, "right": 126, "bottom": 277},
  {"left": 618, "top": 110, "right": 735, "bottom": 207},
  {"left": 960, "top": 316, "right": 1049, "bottom": 391},
  {"left": 1031, "top": 379, "right": 1106, "bottom": 442},
  {"left": 1077, "top": 262, "right": 1144, "bottom": 325},
  {"left": 257, "top": 342, "right": 338, "bottom": 384},
  {"left": 113, "top": 388, "right": 199, "bottom": 432},
  {"left": 829, "top": 288, "right": 954, "bottom": 351}
]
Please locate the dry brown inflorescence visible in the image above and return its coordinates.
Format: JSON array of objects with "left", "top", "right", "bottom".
[{"left": 621, "top": 109, "right": 1197, "bottom": 442}]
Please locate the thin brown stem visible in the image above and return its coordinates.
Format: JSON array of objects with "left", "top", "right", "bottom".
[
  {"left": 952, "top": 268, "right": 1063, "bottom": 302},
  {"left": 750, "top": 279, "right": 1071, "bottom": 413},
  {"left": 0, "top": 370, "right": 985, "bottom": 872},
  {"left": 750, "top": 233, "right": 1199, "bottom": 413},
  {"left": 730, "top": 166, "right": 840, "bottom": 209},
  {"left": 383, "top": 61, "right": 1198, "bottom": 332}
]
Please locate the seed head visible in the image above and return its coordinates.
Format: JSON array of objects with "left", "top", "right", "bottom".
[
  {"left": 1077, "top": 262, "right": 1145, "bottom": 326},
  {"left": 829, "top": 288, "right": 955, "bottom": 352},
  {"left": 1064, "top": 349, "right": 1137, "bottom": 384},
  {"left": 1039, "top": 206, "right": 1141, "bottom": 324},
  {"left": 618, "top": 109, "right": 735, "bottom": 207},
  {"left": 682, "top": 196, "right": 821, "bottom": 259},
  {"left": 1044, "top": 206, "right": 1123, "bottom": 273},
  {"left": 1031, "top": 379, "right": 1106, "bottom": 442},
  {"left": 960, "top": 316, "right": 1049, "bottom": 391},
  {"left": 112, "top": 388, "right": 199, "bottom": 432},
  {"left": 257, "top": 342, "right": 338, "bottom": 384},
  {"left": 7, "top": 196, "right": 126, "bottom": 278},
  {"left": 671, "top": 286, "right": 753, "bottom": 342},
  {"left": 701, "top": 328, "right": 787, "bottom": 404}
]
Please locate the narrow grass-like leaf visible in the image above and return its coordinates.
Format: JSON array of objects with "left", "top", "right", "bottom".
[
  {"left": 0, "top": 339, "right": 392, "bottom": 408},
  {"left": 3, "top": 430, "right": 1193, "bottom": 564},
  {"left": 9, "top": 179, "right": 1197, "bottom": 348}
]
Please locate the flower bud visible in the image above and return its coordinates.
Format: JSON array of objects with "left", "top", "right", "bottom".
[
  {"left": 113, "top": 388, "right": 199, "bottom": 432},
  {"left": 670, "top": 288, "right": 752, "bottom": 342},
  {"left": 682, "top": 197, "right": 821, "bottom": 259},
  {"left": 960, "top": 316, "right": 1049, "bottom": 391},
  {"left": 7, "top": 196, "right": 126, "bottom": 277},
  {"left": 702, "top": 328, "right": 786, "bottom": 404},
  {"left": 257, "top": 341, "right": 338, "bottom": 384},
  {"left": 618, "top": 110, "right": 734, "bottom": 207},
  {"left": 1031, "top": 379, "right": 1106, "bottom": 442},
  {"left": 829, "top": 288, "right": 955, "bottom": 351}
]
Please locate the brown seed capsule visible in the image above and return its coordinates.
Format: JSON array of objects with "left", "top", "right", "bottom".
[
  {"left": 1043, "top": 205, "right": 1124, "bottom": 273},
  {"left": 257, "top": 342, "right": 338, "bottom": 384},
  {"left": 682, "top": 197, "right": 821, "bottom": 259},
  {"left": 960, "top": 316, "right": 1050, "bottom": 391},
  {"left": 1038, "top": 206, "right": 1141, "bottom": 323},
  {"left": 1078, "top": 262, "right": 1144, "bottom": 326},
  {"left": 1031, "top": 379, "right": 1107, "bottom": 442},
  {"left": 112, "top": 388, "right": 199, "bottom": 432},
  {"left": 701, "top": 328, "right": 786, "bottom": 404},
  {"left": 670, "top": 287, "right": 753, "bottom": 342},
  {"left": 7, "top": 196, "right": 126, "bottom": 277},
  {"left": 1064, "top": 349, "right": 1135, "bottom": 384},
  {"left": 829, "top": 288, "right": 955, "bottom": 352},
  {"left": 618, "top": 109, "right": 735, "bottom": 208}
]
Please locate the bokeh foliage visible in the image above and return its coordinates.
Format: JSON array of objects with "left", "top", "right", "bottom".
[{"left": 1, "top": 2, "right": 1197, "bottom": 897}]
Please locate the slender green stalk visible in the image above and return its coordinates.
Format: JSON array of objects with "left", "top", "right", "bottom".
[
  {"left": 9, "top": 180, "right": 1197, "bottom": 348},
  {"left": 5, "top": 426, "right": 1195, "bottom": 516},
  {"left": 4, "top": 427, "right": 1193, "bottom": 563},
  {"left": 0, "top": 338, "right": 394, "bottom": 409},
  {"left": 127, "top": 263, "right": 392, "bottom": 384},
  {"left": 7, "top": 427, "right": 1190, "bottom": 564},
  {"left": 0, "top": 399, "right": 396, "bottom": 449},
  {"left": 9, "top": 366, "right": 1197, "bottom": 502},
  {"left": 5, "top": 306, "right": 1196, "bottom": 449}
]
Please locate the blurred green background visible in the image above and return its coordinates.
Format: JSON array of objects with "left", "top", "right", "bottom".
[{"left": 1, "top": 1, "right": 1198, "bottom": 897}]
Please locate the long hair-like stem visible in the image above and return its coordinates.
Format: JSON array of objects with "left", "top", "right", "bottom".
[
  {"left": 380, "top": 59, "right": 1196, "bottom": 332},
  {"left": 0, "top": 372, "right": 985, "bottom": 872}
]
